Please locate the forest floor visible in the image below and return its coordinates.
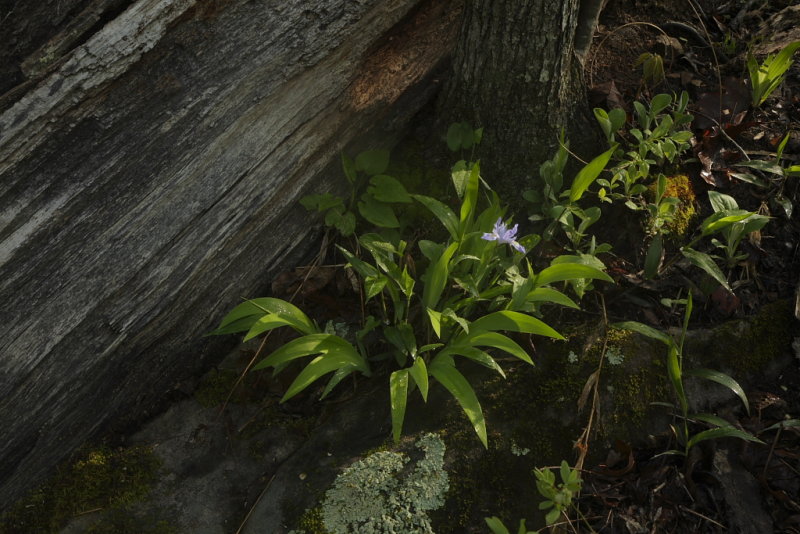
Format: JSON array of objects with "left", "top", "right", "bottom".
[{"left": 567, "top": 0, "right": 800, "bottom": 532}]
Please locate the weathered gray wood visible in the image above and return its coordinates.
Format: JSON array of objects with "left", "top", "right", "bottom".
[{"left": 0, "top": 0, "right": 459, "bottom": 507}]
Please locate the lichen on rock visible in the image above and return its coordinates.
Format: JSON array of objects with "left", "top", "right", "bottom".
[{"left": 296, "top": 433, "right": 449, "bottom": 534}]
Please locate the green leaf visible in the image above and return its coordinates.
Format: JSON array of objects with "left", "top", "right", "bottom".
[
  {"left": 337, "top": 245, "right": 379, "bottom": 278},
  {"left": 612, "top": 321, "right": 674, "bottom": 346},
  {"left": 484, "top": 517, "right": 511, "bottom": 534},
  {"left": 418, "top": 239, "right": 446, "bottom": 262},
  {"left": 687, "top": 427, "right": 763, "bottom": 450},
  {"left": 440, "top": 345, "right": 505, "bottom": 377},
  {"left": 468, "top": 310, "right": 564, "bottom": 340},
  {"left": 446, "top": 121, "right": 475, "bottom": 152},
  {"left": 680, "top": 247, "right": 731, "bottom": 292},
  {"left": 278, "top": 339, "right": 369, "bottom": 401},
  {"left": 650, "top": 93, "right": 672, "bottom": 116},
  {"left": 355, "top": 149, "right": 390, "bottom": 175},
  {"left": 701, "top": 210, "right": 756, "bottom": 235},
  {"left": 426, "top": 307, "right": 442, "bottom": 338},
  {"left": 422, "top": 242, "right": 458, "bottom": 309},
  {"left": 389, "top": 370, "right": 409, "bottom": 442},
  {"left": 685, "top": 368, "right": 750, "bottom": 415},
  {"left": 430, "top": 356, "right": 487, "bottom": 448},
  {"left": 364, "top": 275, "right": 388, "bottom": 300},
  {"left": 760, "top": 419, "right": 800, "bottom": 433},
  {"left": 299, "top": 193, "right": 344, "bottom": 212},
  {"left": 666, "top": 344, "right": 687, "bottom": 415},
  {"left": 534, "top": 263, "right": 612, "bottom": 287},
  {"left": 708, "top": 191, "right": 739, "bottom": 213},
  {"left": 237, "top": 298, "right": 318, "bottom": 337},
  {"left": 320, "top": 366, "right": 354, "bottom": 399},
  {"left": 358, "top": 194, "right": 400, "bottom": 228},
  {"left": 460, "top": 162, "right": 480, "bottom": 228},
  {"left": 206, "top": 315, "right": 260, "bottom": 336},
  {"left": 569, "top": 146, "right": 616, "bottom": 203},
  {"left": 413, "top": 194, "right": 460, "bottom": 239},
  {"left": 409, "top": 357, "right": 429, "bottom": 401},
  {"left": 368, "top": 174, "right": 412, "bottom": 203},
  {"left": 341, "top": 152, "right": 357, "bottom": 184},
  {"left": 524, "top": 287, "right": 579, "bottom": 309},
  {"left": 254, "top": 334, "right": 368, "bottom": 373},
  {"left": 692, "top": 413, "right": 735, "bottom": 428},
  {"left": 644, "top": 235, "right": 662, "bottom": 279},
  {"left": 451, "top": 160, "right": 470, "bottom": 198},
  {"left": 465, "top": 331, "right": 533, "bottom": 364}
]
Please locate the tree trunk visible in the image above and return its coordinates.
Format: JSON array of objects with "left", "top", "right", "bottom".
[
  {"left": 439, "top": 0, "right": 598, "bottom": 205},
  {"left": 0, "top": 0, "right": 460, "bottom": 509}
]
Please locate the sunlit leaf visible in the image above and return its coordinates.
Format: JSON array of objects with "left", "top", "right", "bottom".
[
  {"left": 468, "top": 310, "right": 563, "bottom": 340},
  {"left": 569, "top": 146, "right": 616, "bottom": 203},
  {"left": 409, "top": 357, "right": 429, "bottom": 401},
  {"left": 612, "top": 321, "right": 673, "bottom": 346},
  {"left": 687, "top": 427, "right": 763, "bottom": 449}
]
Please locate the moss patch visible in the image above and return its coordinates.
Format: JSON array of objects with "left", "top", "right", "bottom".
[{"left": 0, "top": 445, "right": 165, "bottom": 534}]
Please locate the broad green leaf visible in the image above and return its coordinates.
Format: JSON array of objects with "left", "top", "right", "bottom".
[
  {"left": 358, "top": 194, "right": 400, "bottom": 228},
  {"left": 708, "top": 191, "right": 739, "bottom": 213},
  {"left": 254, "top": 334, "right": 368, "bottom": 373},
  {"left": 430, "top": 357, "right": 487, "bottom": 448},
  {"left": 299, "top": 193, "right": 344, "bottom": 212},
  {"left": 644, "top": 234, "right": 662, "bottom": 279},
  {"left": 320, "top": 366, "right": 354, "bottom": 399},
  {"left": 534, "top": 263, "right": 612, "bottom": 288},
  {"left": 446, "top": 121, "right": 475, "bottom": 151},
  {"left": 612, "top": 321, "right": 673, "bottom": 346},
  {"left": 440, "top": 345, "right": 505, "bottom": 377},
  {"left": 569, "top": 146, "right": 616, "bottom": 203},
  {"left": 364, "top": 275, "right": 387, "bottom": 300},
  {"left": 701, "top": 210, "right": 755, "bottom": 235},
  {"left": 413, "top": 194, "right": 460, "bottom": 239},
  {"left": 466, "top": 331, "right": 533, "bottom": 364},
  {"left": 680, "top": 247, "right": 731, "bottom": 292},
  {"left": 409, "top": 357, "right": 429, "bottom": 401},
  {"left": 337, "top": 245, "right": 379, "bottom": 278},
  {"left": 422, "top": 242, "right": 458, "bottom": 309},
  {"left": 368, "top": 174, "right": 412, "bottom": 203},
  {"left": 208, "top": 314, "right": 262, "bottom": 336},
  {"left": 524, "top": 287, "right": 579, "bottom": 309},
  {"left": 232, "top": 297, "right": 317, "bottom": 337},
  {"left": 390, "top": 370, "right": 409, "bottom": 442},
  {"left": 692, "top": 413, "right": 735, "bottom": 428},
  {"left": 426, "top": 307, "right": 442, "bottom": 337},
  {"left": 469, "top": 310, "right": 563, "bottom": 340},
  {"left": 650, "top": 93, "right": 672, "bottom": 115},
  {"left": 451, "top": 160, "right": 470, "bottom": 198},
  {"left": 687, "top": 427, "right": 763, "bottom": 450},
  {"left": 686, "top": 368, "right": 750, "bottom": 415},
  {"left": 244, "top": 313, "right": 309, "bottom": 341},
  {"left": 484, "top": 517, "right": 511, "bottom": 534},
  {"left": 418, "top": 239, "right": 446, "bottom": 262},
  {"left": 281, "top": 343, "right": 368, "bottom": 401},
  {"left": 355, "top": 149, "right": 390, "bottom": 175}
]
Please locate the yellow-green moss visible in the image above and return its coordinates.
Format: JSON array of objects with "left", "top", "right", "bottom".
[
  {"left": 295, "top": 506, "right": 328, "bottom": 534},
  {"left": 647, "top": 174, "right": 697, "bottom": 238},
  {"left": 0, "top": 445, "right": 163, "bottom": 534}
]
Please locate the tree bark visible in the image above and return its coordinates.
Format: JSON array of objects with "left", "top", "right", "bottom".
[
  {"left": 439, "top": 0, "right": 598, "bottom": 205},
  {"left": 0, "top": 0, "right": 460, "bottom": 509}
]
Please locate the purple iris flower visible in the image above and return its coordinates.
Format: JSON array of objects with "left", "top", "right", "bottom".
[{"left": 482, "top": 218, "right": 526, "bottom": 253}]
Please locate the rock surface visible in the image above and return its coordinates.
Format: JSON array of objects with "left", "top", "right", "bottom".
[{"left": 0, "top": 0, "right": 460, "bottom": 508}]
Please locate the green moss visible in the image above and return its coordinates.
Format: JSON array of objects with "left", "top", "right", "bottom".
[
  {"left": 194, "top": 368, "right": 241, "bottom": 407},
  {"left": 294, "top": 506, "right": 328, "bottom": 534},
  {"left": 697, "top": 299, "right": 795, "bottom": 375},
  {"left": 646, "top": 174, "right": 697, "bottom": 238},
  {"left": 0, "top": 445, "right": 164, "bottom": 534}
]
